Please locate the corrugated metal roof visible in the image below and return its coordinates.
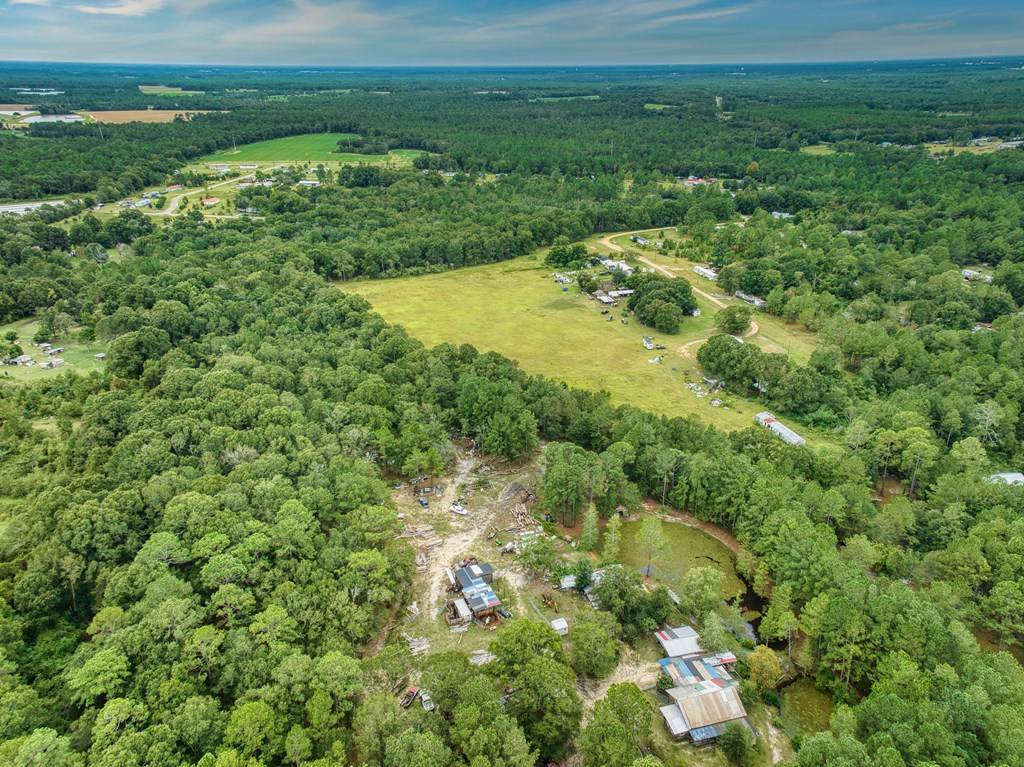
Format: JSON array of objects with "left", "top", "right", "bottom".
[{"left": 678, "top": 686, "right": 746, "bottom": 730}]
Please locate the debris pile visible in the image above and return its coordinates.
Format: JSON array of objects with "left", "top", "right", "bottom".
[
  {"left": 402, "top": 632, "right": 430, "bottom": 656},
  {"left": 469, "top": 650, "right": 495, "bottom": 666}
]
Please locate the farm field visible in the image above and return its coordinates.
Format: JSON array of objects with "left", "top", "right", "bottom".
[
  {"left": 345, "top": 255, "right": 771, "bottom": 431},
  {"left": 0, "top": 318, "right": 107, "bottom": 382},
  {"left": 800, "top": 143, "right": 837, "bottom": 155},
  {"left": 83, "top": 109, "right": 221, "bottom": 123}
]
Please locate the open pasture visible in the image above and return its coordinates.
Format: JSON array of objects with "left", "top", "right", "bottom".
[
  {"left": 199, "top": 133, "right": 428, "bottom": 166},
  {"left": 0, "top": 318, "right": 107, "bottom": 383},
  {"left": 345, "top": 255, "right": 766, "bottom": 430}
]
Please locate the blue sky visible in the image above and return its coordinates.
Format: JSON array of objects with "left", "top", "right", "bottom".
[{"left": 0, "top": 0, "right": 1022, "bottom": 66}]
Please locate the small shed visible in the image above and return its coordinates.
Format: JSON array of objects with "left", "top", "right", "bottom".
[
  {"left": 451, "top": 598, "right": 472, "bottom": 623},
  {"left": 551, "top": 618, "right": 569, "bottom": 636},
  {"left": 94, "top": 353, "right": 106, "bottom": 361},
  {"left": 559, "top": 574, "right": 577, "bottom": 590}
]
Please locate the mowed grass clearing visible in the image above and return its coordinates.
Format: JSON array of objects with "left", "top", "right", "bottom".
[
  {"left": 344, "top": 255, "right": 766, "bottom": 430},
  {"left": 199, "top": 134, "right": 427, "bottom": 166},
  {"left": 138, "top": 85, "right": 205, "bottom": 95},
  {"left": 800, "top": 143, "right": 837, "bottom": 155},
  {"left": 0, "top": 318, "right": 107, "bottom": 383}
]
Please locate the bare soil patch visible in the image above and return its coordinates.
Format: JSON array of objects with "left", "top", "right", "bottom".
[{"left": 85, "top": 110, "right": 221, "bottom": 123}]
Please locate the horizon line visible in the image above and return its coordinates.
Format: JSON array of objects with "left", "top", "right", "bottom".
[{"left": 1, "top": 54, "right": 1023, "bottom": 71}]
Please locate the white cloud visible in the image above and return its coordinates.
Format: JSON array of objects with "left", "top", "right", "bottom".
[
  {"left": 68, "top": 0, "right": 212, "bottom": 15},
  {"left": 219, "top": 0, "right": 398, "bottom": 47}
]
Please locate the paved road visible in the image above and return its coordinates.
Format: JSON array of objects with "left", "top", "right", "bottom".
[{"left": 0, "top": 200, "right": 67, "bottom": 217}]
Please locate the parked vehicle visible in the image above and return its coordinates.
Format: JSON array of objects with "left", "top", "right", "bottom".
[
  {"left": 400, "top": 686, "right": 419, "bottom": 708},
  {"left": 497, "top": 607, "right": 512, "bottom": 619},
  {"left": 418, "top": 497, "right": 429, "bottom": 508},
  {"left": 420, "top": 691, "right": 435, "bottom": 712}
]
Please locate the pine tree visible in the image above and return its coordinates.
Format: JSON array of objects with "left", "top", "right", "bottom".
[
  {"left": 581, "top": 503, "right": 600, "bottom": 552},
  {"left": 602, "top": 514, "right": 621, "bottom": 564}
]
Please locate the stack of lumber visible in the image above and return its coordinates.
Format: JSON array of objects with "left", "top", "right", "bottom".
[
  {"left": 469, "top": 650, "right": 495, "bottom": 666},
  {"left": 402, "top": 632, "right": 430, "bottom": 656},
  {"left": 510, "top": 503, "right": 534, "bottom": 527},
  {"left": 398, "top": 524, "right": 434, "bottom": 539}
]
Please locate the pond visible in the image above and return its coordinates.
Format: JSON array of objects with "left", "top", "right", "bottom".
[
  {"left": 619, "top": 518, "right": 746, "bottom": 600},
  {"left": 778, "top": 678, "right": 835, "bottom": 736}
]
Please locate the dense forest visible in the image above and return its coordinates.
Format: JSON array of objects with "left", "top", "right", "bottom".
[{"left": 1, "top": 60, "right": 1024, "bottom": 767}]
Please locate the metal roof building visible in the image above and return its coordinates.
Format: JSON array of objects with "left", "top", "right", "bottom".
[
  {"left": 755, "top": 412, "right": 806, "bottom": 447},
  {"left": 655, "top": 625, "right": 702, "bottom": 658}
]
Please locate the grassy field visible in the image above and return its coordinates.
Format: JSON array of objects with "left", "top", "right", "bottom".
[
  {"left": 644, "top": 103, "right": 677, "bottom": 110},
  {"left": 778, "top": 678, "right": 835, "bottom": 736},
  {"left": 138, "top": 85, "right": 204, "bottom": 95},
  {"left": 198, "top": 134, "right": 429, "bottom": 166},
  {"left": 83, "top": 110, "right": 221, "bottom": 123},
  {"left": 619, "top": 517, "right": 745, "bottom": 600},
  {"left": 800, "top": 144, "right": 837, "bottom": 155},
  {"left": 345, "top": 255, "right": 770, "bottom": 430},
  {"left": 0, "top": 318, "right": 107, "bottom": 383}
]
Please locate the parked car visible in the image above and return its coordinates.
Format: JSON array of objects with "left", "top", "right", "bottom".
[
  {"left": 418, "top": 497, "right": 429, "bottom": 508},
  {"left": 400, "top": 686, "right": 419, "bottom": 708},
  {"left": 420, "top": 691, "right": 435, "bottom": 712},
  {"left": 497, "top": 607, "right": 512, "bottom": 619}
]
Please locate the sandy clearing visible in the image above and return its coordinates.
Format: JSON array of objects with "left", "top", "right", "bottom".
[
  {"left": 577, "top": 645, "right": 662, "bottom": 709},
  {"left": 85, "top": 110, "right": 222, "bottom": 124}
]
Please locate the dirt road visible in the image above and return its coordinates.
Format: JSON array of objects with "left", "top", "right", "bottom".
[
  {"left": 150, "top": 164, "right": 284, "bottom": 216},
  {"left": 419, "top": 452, "right": 517, "bottom": 615}
]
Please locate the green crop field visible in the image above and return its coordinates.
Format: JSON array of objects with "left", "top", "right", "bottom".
[
  {"left": 345, "top": 255, "right": 796, "bottom": 431},
  {"left": 199, "top": 133, "right": 419, "bottom": 164}
]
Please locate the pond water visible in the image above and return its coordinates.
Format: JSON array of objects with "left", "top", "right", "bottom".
[{"left": 619, "top": 519, "right": 746, "bottom": 600}]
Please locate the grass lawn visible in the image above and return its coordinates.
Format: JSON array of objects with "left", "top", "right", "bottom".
[
  {"left": 778, "top": 678, "right": 835, "bottom": 736},
  {"left": 200, "top": 134, "right": 361, "bottom": 164},
  {"left": 344, "top": 255, "right": 766, "bottom": 430},
  {"left": 644, "top": 103, "right": 677, "bottom": 110},
  {"left": 800, "top": 144, "right": 837, "bottom": 155},
  {"left": 199, "top": 134, "right": 428, "bottom": 166},
  {"left": 138, "top": 85, "right": 204, "bottom": 96},
  {"left": 0, "top": 318, "right": 107, "bottom": 383},
  {"left": 619, "top": 518, "right": 745, "bottom": 600}
]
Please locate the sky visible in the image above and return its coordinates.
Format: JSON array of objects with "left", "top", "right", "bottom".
[{"left": 0, "top": 0, "right": 1022, "bottom": 66}]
